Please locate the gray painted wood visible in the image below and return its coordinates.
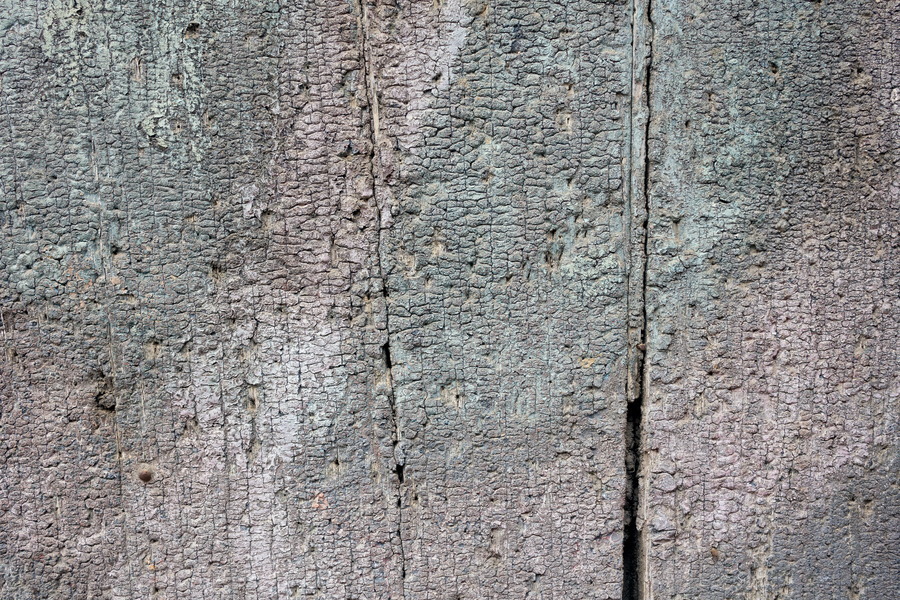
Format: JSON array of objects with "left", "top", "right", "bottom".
[{"left": 0, "top": 1, "right": 895, "bottom": 598}]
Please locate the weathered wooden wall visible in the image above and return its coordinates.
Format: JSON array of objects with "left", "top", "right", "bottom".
[
  {"left": 644, "top": 1, "right": 899, "bottom": 597},
  {"left": 0, "top": 1, "right": 896, "bottom": 598}
]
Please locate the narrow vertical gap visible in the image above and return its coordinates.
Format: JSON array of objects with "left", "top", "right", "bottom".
[
  {"left": 623, "top": 398, "right": 643, "bottom": 600},
  {"left": 623, "top": 0, "right": 653, "bottom": 599},
  {"left": 381, "top": 340, "right": 407, "bottom": 584},
  {"left": 355, "top": 0, "right": 407, "bottom": 594}
]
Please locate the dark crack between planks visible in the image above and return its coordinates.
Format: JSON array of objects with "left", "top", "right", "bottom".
[
  {"left": 355, "top": 0, "right": 407, "bottom": 594},
  {"left": 624, "top": 0, "right": 653, "bottom": 599}
]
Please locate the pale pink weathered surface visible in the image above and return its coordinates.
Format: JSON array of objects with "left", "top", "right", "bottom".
[
  {"left": 642, "top": 1, "right": 899, "bottom": 597},
  {"left": 0, "top": 1, "right": 896, "bottom": 599}
]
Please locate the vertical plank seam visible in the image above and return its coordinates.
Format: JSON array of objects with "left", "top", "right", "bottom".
[
  {"left": 354, "top": 1, "right": 407, "bottom": 597},
  {"left": 624, "top": 0, "right": 654, "bottom": 598}
]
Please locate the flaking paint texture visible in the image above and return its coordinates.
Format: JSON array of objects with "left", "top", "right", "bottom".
[{"left": 0, "top": 1, "right": 896, "bottom": 599}]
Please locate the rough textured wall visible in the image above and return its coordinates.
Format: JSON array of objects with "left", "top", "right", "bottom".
[
  {"left": 0, "top": 1, "right": 896, "bottom": 600},
  {"left": 644, "top": 1, "right": 899, "bottom": 598},
  {"left": 370, "top": 1, "right": 636, "bottom": 597},
  {"left": 1, "top": 1, "right": 401, "bottom": 597}
]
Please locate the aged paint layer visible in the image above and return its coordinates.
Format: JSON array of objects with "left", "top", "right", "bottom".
[{"left": 1, "top": 1, "right": 897, "bottom": 599}]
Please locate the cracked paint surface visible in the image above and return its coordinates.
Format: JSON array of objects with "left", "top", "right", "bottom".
[{"left": 1, "top": 1, "right": 897, "bottom": 599}]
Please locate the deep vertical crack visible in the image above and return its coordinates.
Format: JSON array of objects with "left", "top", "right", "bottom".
[
  {"left": 623, "top": 0, "right": 653, "bottom": 599},
  {"left": 355, "top": 0, "right": 407, "bottom": 594}
]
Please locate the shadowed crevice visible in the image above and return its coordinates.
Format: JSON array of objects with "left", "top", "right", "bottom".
[
  {"left": 355, "top": 1, "right": 407, "bottom": 594},
  {"left": 623, "top": 0, "right": 654, "bottom": 599}
]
